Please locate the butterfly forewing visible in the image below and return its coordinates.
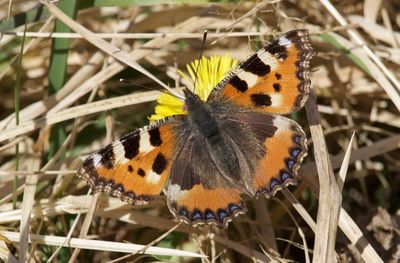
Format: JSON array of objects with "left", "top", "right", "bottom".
[
  {"left": 208, "top": 30, "right": 315, "bottom": 114},
  {"left": 77, "top": 116, "right": 183, "bottom": 205}
]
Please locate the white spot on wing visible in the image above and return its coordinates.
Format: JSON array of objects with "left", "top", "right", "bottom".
[
  {"left": 258, "top": 51, "right": 278, "bottom": 71},
  {"left": 168, "top": 184, "right": 187, "bottom": 201},
  {"left": 92, "top": 154, "right": 102, "bottom": 166},
  {"left": 270, "top": 94, "right": 283, "bottom": 107},
  {"left": 146, "top": 170, "right": 161, "bottom": 184},
  {"left": 168, "top": 184, "right": 181, "bottom": 201},
  {"left": 278, "top": 36, "right": 292, "bottom": 47},
  {"left": 238, "top": 71, "right": 258, "bottom": 88},
  {"left": 272, "top": 115, "right": 291, "bottom": 133},
  {"left": 139, "top": 132, "right": 155, "bottom": 152},
  {"left": 112, "top": 140, "right": 130, "bottom": 164}
]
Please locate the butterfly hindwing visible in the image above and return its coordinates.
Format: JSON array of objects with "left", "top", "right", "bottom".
[
  {"left": 208, "top": 30, "right": 315, "bottom": 114},
  {"left": 77, "top": 116, "right": 182, "bottom": 205},
  {"left": 248, "top": 114, "right": 307, "bottom": 196},
  {"left": 225, "top": 112, "right": 307, "bottom": 196},
  {"left": 166, "top": 137, "right": 246, "bottom": 227}
]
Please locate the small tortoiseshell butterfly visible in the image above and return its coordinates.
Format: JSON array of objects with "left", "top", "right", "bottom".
[{"left": 77, "top": 30, "right": 316, "bottom": 227}]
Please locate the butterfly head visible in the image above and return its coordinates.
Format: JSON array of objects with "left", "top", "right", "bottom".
[
  {"left": 182, "top": 88, "right": 204, "bottom": 113},
  {"left": 182, "top": 87, "right": 220, "bottom": 139}
]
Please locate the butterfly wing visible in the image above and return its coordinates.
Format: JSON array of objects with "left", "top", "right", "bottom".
[
  {"left": 207, "top": 30, "right": 315, "bottom": 114},
  {"left": 252, "top": 115, "right": 307, "bottom": 197},
  {"left": 228, "top": 112, "right": 307, "bottom": 196},
  {"left": 166, "top": 135, "right": 246, "bottom": 227},
  {"left": 77, "top": 115, "right": 183, "bottom": 205}
]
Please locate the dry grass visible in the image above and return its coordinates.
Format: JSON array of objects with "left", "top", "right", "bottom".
[{"left": 1, "top": 0, "right": 399, "bottom": 262}]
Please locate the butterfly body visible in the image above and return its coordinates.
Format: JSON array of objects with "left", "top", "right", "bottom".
[
  {"left": 77, "top": 30, "right": 316, "bottom": 227},
  {"left": 177, "top": 89, "right": 266, "bottom": 195}
]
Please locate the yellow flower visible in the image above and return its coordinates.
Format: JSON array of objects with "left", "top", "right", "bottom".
[{"left": 149, "top": 54, "right": 238, "bottom": 122}]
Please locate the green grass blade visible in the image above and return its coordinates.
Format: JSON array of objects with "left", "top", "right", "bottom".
[
  {"left": 320, "top": 32, "right": 371, "bottom": 75},
  {"left": 47, "top": 0, "right": 78, "bottom": 161}
]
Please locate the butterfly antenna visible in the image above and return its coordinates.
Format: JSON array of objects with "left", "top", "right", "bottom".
[
  {"left": 119, "top": 78, "right": 182, "bottom": 99},
  {"left": 192, "top": 29, "right": 208, "bottom": 95}
]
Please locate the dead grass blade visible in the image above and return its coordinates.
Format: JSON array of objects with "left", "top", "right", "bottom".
[
  {"left": 274, "top": 197, "right": 310, "bottom": 263},
  {"left": 41, "top": 0, "right": 183, "bottom": 99},
  {"left": 1, "top": 31, "right": 267, "bottom": 39},
  {"left": 0, "top": 240, "right": 18, "bottom": 263},
  {"left": 67, "top": 192, "right": 100, "bottom": 262},
  {"left": 337, "top": 132, "right": 355, "bottom": 191},
  {"left": 319, "top": 0, "right": 400, "bottom": 111},
  {"left": 301, "top": 134, "right": 397, "bottom": 263},
  {"left": 348, "top": 15, "right": 400, "bottom": 46},
  {"left": 305, "top": 90, "right": 341, "bottom": 263},
  {"left": 0, "top": 231, "right": 205, "bottom": 258},
  {"left": 0, "top": 91, "right": 160, "bottom": 143},
  {"left": 18, "top": 157, "right": 40, "bottom": 263}
]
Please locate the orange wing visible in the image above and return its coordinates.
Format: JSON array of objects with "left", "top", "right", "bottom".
[
  {"left": 77, "top": 116, "right": 183, "bottom": 205},
  {"left": 224, "top": 112, "right": 307, "bottom": 197},
  {"left": 250, "top": 115, "right": 307, "bottom": 197},
  {"left": 208, "top": 30, "right": 316, "bottom": 114}
]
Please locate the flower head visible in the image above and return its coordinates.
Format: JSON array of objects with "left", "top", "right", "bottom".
[{"left": 149, "top": 54, "right": 238, "bottom": 122}]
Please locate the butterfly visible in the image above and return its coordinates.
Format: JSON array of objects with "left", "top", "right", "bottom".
[{"left": 77, "top": 29, "right": 316, "bottom": 228}]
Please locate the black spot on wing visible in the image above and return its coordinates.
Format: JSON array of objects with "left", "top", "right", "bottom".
[
  {"left": 280, "top": 170, "right": 292, "bottom": 182},
  {"left": 152, "top": 153, "right": 167, "bottom": 174},
  {"left": 229, "top": 75, "right": 248, "bottom": 92},
  {"left": 98, "top": 144, "right": 115, "bottom": 169},
  {"left": 285, "top": 158, "right": 296, "bottom": 171},
  {"left": 178, "top": 207, "right": 189, "bottom": 218},
  {"left": 265, "top": 40, "right": 288, "bottom": 60},
  {"left": 205, "top": 209, "right": 217, "bottom": 220},
  {"left": 285, "top": 30, "right": 299, "bottom": 39},
  {"left": 120, "top": 132, "right": 140, "bottom": 159},
  {"left": 241, "top": 54, "right": 271, "bottom": 76},
  {"left": 172, "top": 201, "right": 247, "bottom": 227},
  {"left": 148, "top": 128, "right": 162, "bottom": 146},
  {"left": 270, "top": 178, "right": 282, "bottom": 191},
  {"left": 291, "top": 147, "right": 302, "bottom": 158},
  {"left": 191, "top": 209, "right": 203, "bottom": 221},
  {"left": 127, "top": 165, "right": 133, "bottom": 172},
  {"left": 293, "top": 134, "right": 303, "bottom": 145},
  {"left": 250, "top": 93, "right": 272, "bottom": 107},
  {"left": 273, "top": 83, "right": 281, "bottom": 92},
  {"left": 217, "top": 208, "right": 230, "bottom": 222},
  {"left": 228, "top": 203, "right": 241, "bottom": 214},
  {"left": 275, "top": 73, "right": 282, "bottom": 80},
  {"left": 137, "top": 168, "right": 145, "bottom": 177}
]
